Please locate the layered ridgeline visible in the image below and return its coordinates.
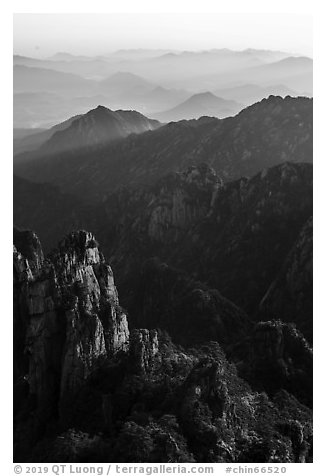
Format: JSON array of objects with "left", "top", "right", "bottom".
[
  {"left": 13, "top": 51, "right": 312, "bottom": 97},
  {"left": 14, "top": 97, "right": 313, "bottom": 344},
  {"left": 14, "top": 229, "right": 312, "bottom": 463},
  {"left": 14, "top": 50, "right": 312, "bottom": 129},
  {"left": 14, "top": 96, "right": 312, "bottom": 202}
]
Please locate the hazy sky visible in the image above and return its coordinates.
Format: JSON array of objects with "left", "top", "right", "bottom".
[{"left": 13, "top": 13, "right": 313, "bottom": 58}]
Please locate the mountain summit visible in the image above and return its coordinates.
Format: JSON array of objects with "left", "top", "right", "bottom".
[
  {"left": 39, "top": 105, "right": 161, "bottom": 154},
  {"left": 152, "top": 91, "right": 242, "bottom": 122}
]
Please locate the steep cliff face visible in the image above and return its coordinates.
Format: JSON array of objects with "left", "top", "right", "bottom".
[
  {"left": 14, "top": 229, "right": 44, "bottom": 275},
  {"left": 13, "top": 230, "right": 44, "bottom": 384},
  {"left": 178, "top": 343, "right": 312, "bottom": 463},
  {"left": 129, "top": 258, "right": 249, "bottom": 348},
  {"left": 28, "top": 333, "right": 312, "bottom": 464},
  {"left": 232, "top": 320, "right": 312, "bottom": 407},
  {"left": 147, "top": 164, "right": 223, "bottom": 242},
  {"left": 14, "top": 229, "right": 129, "bottom": 419},
  {"left": 170, "top": 162, "right": 313, "bottom": 314},
  {"left": 259, "top": 217, "right": 313, "bottom": 342},
  {"left": 129, "top": 329, "right": 160, "bottom": 373}
]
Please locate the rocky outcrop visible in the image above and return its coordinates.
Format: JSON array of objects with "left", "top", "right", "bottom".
[
  {"left": 14, "top": 228, "right": 44, "bottom": 274},
  {"left": 13, "top": 230, "right": 44, "bottom": 384},
  {"left": 177, "top": 343, "right": 312, "bottom": 463},
  {"left": 129, "top": 329, "right": 160, "bottom": 373},
  {"left": 14, "top": 229, "right": 129, "bottom": 419},
  {"left": 147, "top": 164, "right": 223, "bottom": 242}
]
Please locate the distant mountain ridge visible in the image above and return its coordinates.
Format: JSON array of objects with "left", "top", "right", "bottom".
[
  {"left": 13, "top": 50, "right": 313, "bottom": 127},
  {"left": 98, "top": 71, "right": 154, "bottom": 94},
  {"left": 214, "top": 83, "right": 302, "bottom": 106},
  {"left": 13, "top": 64, "right": 95, "bottom": 95},
  {"left": 152, "top": 91, "right": 243, "bottom": 121},
  {"left": 14, "top": 96, "right": 312, "bottom": 204}
]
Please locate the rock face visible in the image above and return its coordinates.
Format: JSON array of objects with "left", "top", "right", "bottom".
[
  {"left": 129, "top": 258, "right": 249, "bottom": 348},
  {"left": 147, "top": 164, "right": 223, "bottom": 242},
  {"left": 14, "top": 229, "right": 129, "bottom": 419},
  {"left": 178, "top": 343, "right": 312, "bottom": 463},
  {"left": 232, "top": 320, "right": 312, "bottom": 407},
  {"left": 170, "top": 161, "right": 313, "bottom": 314},
  {"left": 129, "top": 329, "right": 160, "bottom": 373},
  {"left": 13, "top": 230, "right": 44, "bottom": 383},
  {"left": 259, "top": 217, "right": 313, "bottom": 342}
]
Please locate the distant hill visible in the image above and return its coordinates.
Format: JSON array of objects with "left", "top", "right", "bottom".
[
  {"left": 98, "top": 71, "right": 155, "bottom": 96},
  {"left": 125, "top": 86, "right": 191, "bottom": 115},
  {"left": 214, "top": 83, "right": 301, "bottom": 106},
  {"left": 13, "top": 114, "right": 82, "bottom": 156},
  {"left": 13, "top": 128, "right": 46, "bottom": 141},
  {"left": 13, "top": 51, "right": 312, "bottom": 127},
  {"left": 13, "top": 65, "right": 95, "bottom": 96},
  {"left": 13, "top": 91, "right": 68, "bottom": 128},
  {"left": 47, "top": 52, "right": 92, "bottom": 61},
  {"left": 152, "top": 92, "right": 243, "bottom": 122},
  {"left": 240, "top": 57, "right": 313, "bottom": 93},
  {"left": 13, "top": 65, "right": 190, "bottom": 127},
  {"left": 168, "top": 56, "right": 313, "bottom": 93},
  {"left": 23, "top": 106, "right": 161, "bottom": 156}
]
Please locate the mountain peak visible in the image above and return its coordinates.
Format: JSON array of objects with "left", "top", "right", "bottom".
[
  {"left": 192, "top": 91, "right": 217, "bottom": 100},
  {"left": 153, "top": 91, "right": 242, "bottom": 122},
  {"left": 95, "top": 104, "right": 108, "bottom": 110},
  {"left": 88, "top": 104, "right": 112, "bottom": 116},
  {"left": 37, "top": 106, "right": 161, "bottom": 154}
]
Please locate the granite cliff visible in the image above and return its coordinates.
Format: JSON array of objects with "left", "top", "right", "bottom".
[
  {"left": 259, "top": 217, "right": 313, "bottom": 342},
  {"left": 14, "top": 229, "right": 129, "bottom": 458}
]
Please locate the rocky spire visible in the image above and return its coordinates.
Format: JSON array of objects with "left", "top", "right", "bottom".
[{"left": 14, "top": 229, "right": 129, "bottom": 418}]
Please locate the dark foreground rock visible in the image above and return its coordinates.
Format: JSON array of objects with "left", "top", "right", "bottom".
[{"left": 13, "top": 230, "right": 313, "bottom": 463}]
